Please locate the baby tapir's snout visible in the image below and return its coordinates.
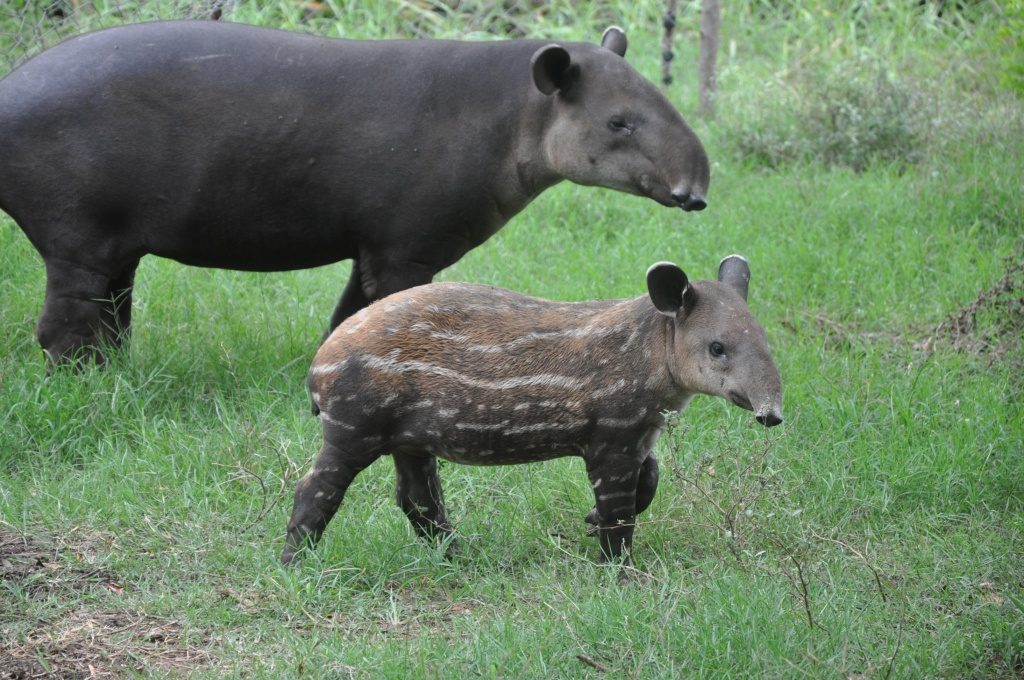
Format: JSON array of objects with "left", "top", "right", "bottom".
[{"left": 282, "top": 255, "right": 783, "bottom": 571}]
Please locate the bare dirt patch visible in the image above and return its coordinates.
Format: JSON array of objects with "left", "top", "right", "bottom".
[{"left": 0, "top": 527, "right": 209, "bottom": 679}]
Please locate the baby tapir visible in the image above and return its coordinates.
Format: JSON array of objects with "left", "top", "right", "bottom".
[{"left": 281, "top": 256, "right": 783, "bottom": 567}]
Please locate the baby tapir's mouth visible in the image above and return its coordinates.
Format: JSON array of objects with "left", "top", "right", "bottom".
[{"left": 728, "top": 391, "right": 753, "bottom": 411}]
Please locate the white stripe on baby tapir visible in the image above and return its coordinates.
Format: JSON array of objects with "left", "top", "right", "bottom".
[
  {"left": 393, "top": 399, "right": 434, "bottom": 416},
  {"left": 455, "top": 421, "right": 510, "bottom": 431},
  {"left": 342, "top": 309, "right": 370, "bottom": 334},
  {"left": 359, "top": 353, "right": 592, "bottom": 392},
  {"left": 310, "top": 358, "right": 349, "bottom": 376},
  {"left": 590, "top": 379, "right": 629, "bottom": 399},
  {"left": 597, "top": 408, "right": 648, "bottom": 429},
  {"left": 427, "top": 323, "right": 630, "bottom": 354},
  {"left": 504, "top": 420, "right": 589, "bottom": 435},
  {"left": 319, "top": 411, "right": 355, "bottom": 429},
  {"left": 438, "top": 408, "right": 459, "bottom": 418}
]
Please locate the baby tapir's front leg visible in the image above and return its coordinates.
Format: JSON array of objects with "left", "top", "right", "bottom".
[
  {"left": 393, "top": 452, "right": 456, "bottom": 553},
  {"left": 585, "top": 453, "right": 659, "bottom": 531},
  {"left": 585, "top": 447, "right": 650, "bottom": 563}
]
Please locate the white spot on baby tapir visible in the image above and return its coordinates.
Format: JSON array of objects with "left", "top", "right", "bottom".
[
  {"left": 479, "top": 450, "right": 495, "bottom": 456},
  {"left": 513, "top": 403, "right": 531, "bottom": 411},
  {"left": 409, "top": 321, "right": 434, "bottom": 332},
  {"left": 607, "top": 472, "right": 633, "bottom": 483},
  {"left": 592, "top": 478, "right": 603, "bottom": 489},
  {"left": 438, "top": 408, "right": 459, "bottom": 418},
  {"left": 598, "top": 490, "right": 634, "bottom": 501}
]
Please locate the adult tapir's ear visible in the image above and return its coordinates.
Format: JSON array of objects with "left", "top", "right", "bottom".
[
  {"left": 717, "top": 254, "right": 750, "bottom": 301},
  {"left": 531, "top": 45, "right": 578, "bottom": 95},
  {"left": 600, "top": 26, "right": 628, "bottom": 57},
  {"left": 647, "top": 261, "right": 691, "bottom": 318}
]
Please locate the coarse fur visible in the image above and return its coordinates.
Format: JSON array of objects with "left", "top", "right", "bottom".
[
  {"left": 0, "top": 21, "right": 710, "bottom": 367},
  {"left": 282, "top": 256, "right": 783, "bottom": 570}
]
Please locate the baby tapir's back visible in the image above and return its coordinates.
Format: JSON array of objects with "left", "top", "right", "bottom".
[{"left": 308, "top": 282, "right": 671, "bottom": 465}]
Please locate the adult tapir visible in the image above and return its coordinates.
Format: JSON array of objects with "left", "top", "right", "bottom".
[{"left": 0, "top": 20, "right": 710, "bottom": 366}]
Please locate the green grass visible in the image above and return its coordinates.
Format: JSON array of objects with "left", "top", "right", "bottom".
[{"left": 2, "top": 1, "right": 1023, "bottom": 678}]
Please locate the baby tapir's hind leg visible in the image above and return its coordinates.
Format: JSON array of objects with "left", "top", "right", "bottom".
[
  {"left": 393, "top": 452, "right": 456, "bottom": 553},
  {"left": 281, "top": 434, "right": 381, "bottom": 564},
  {"left": 585, "top": 453, "right": 659, "bottom": 531}
]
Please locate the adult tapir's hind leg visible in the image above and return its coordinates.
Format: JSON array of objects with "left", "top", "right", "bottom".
[
  {"left": 36, "top": 258, "right": 116, "bottom": 367},
  {"left": 393, "top": 452, "right": 456, "bottom": 553},
  {"left": 326, "top": 256, "right": 437, "bottom": 334},
  {"left": 326, "top": 262, "right": 370, "bottom": 335},
  {"left": 281, "top": 429, "right": 382, "bottom": 564}
]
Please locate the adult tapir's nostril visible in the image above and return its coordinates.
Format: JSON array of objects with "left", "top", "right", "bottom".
[
  {"left": 672, "top": 191, "right": 707, "bottom": 212},
  {"left": 756, "top": 412, "right": 783, "bottom": 428}
]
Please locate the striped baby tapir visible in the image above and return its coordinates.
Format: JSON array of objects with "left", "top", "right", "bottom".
[{"left": 281, "top": 255, "right": 783, "bottom": 568}]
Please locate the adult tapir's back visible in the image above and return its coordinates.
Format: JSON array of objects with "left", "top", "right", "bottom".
[
  {"left": 1, "top": 22, "right": 541, "bottom": 268},
  {"left": 0, "top": 20, "right": 710, "bottom": 367}
]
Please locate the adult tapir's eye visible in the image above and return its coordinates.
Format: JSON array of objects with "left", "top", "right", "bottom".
[
  {"left": 608, "top": 116, "right": 633, "bottom": 133},
  {"left": 710, "top": 341, "right": 726, "bottom": 357}
]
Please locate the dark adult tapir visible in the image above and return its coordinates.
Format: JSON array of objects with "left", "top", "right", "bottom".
[{"left": 0, "top": 21, "right": 710, "bottom": 366}]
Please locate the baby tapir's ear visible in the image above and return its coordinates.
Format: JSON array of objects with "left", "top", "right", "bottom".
[
  {"left": 647, "top": 261, "right": 691, "bottom": 318},
  {"left": 717, "top": 254, "right": 750, "bottom": 301}
]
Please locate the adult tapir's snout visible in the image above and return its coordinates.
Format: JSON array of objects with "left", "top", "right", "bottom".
[
  {"left": 671, "top": 189, "right": 708, "bottom": 212},
  {"left": 534, "top": 28, "right": 710, "bottom": 213},
  {"left": 751, "top": 365, "right": 785, "bottom": 428}
]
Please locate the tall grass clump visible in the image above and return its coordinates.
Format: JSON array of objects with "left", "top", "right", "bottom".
[{"left": 712, "top": 0, "right": 1022, "bottom": 171}]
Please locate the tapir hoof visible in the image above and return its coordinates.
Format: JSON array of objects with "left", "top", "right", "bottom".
[{"left": 584, "top": 507, "right": 600, "bottom": 535}]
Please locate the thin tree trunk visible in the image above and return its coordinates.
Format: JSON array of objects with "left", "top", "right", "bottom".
[
  {"left": 698, "top": 0, "right": 721, "bottom": 118},
  {"left": 661, "top": 0, "right": 679, "bottom": 86}
]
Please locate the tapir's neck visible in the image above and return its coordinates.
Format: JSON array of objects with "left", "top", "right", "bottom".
[{"left": 598, "top": 296, "right": 692, "bottom": 416}]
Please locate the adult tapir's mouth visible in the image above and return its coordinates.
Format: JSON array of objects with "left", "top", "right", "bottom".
[
  {"left": 640, "top": 174, "right": 707, "bottom": 211},
  {"left": 728, "top": 391, "right": 754, "bottom": 411}
]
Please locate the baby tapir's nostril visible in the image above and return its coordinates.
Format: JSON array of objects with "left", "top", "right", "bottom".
[
  {"left": 672, "top": 191, "right": 707, "bottom": 212},
  {"left": 756, "top": 412, "right": 783, "bottom": 428}
]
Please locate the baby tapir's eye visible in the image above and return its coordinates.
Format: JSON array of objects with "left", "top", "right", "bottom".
[{"left": 709, "top": 341, "right": 725, "bottom": 357}]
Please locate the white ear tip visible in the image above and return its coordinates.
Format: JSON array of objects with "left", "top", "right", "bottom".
[
  {"left": 646, "top": 261, "right": 677, "bottom": 276},
  {"left": 602, "top": 26, "right": 625, "bottom": 40},
  {"left": 718, "top": 254, "right": 748, "bottom": 266}
]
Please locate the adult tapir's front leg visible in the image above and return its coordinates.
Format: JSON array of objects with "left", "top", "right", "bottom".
[{"left": 585, "top": 450, "right": 645, "bottom": 564}]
